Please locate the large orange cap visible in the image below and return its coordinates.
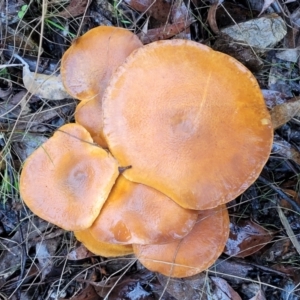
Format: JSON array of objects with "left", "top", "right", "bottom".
[
  {"left": 74, "top": 229, "right": 133, "bottom": 257},
  {"left": 103, "top": 39, "right": 273, "bottom": 210},
  {"left": 89, "top": 175, "right": 198, "bottom": 245},
  {"left": 61, "top": 26, "right": 142, "bottom": 101},
  {"left": 133, "top": 205, "right": 230, "bottom": 278},
  {"left": 20, "top": 123, "right": 119, "bottom": 231},
  {"left": 75, "top": 99, "right": 108, "bottom": 148}
]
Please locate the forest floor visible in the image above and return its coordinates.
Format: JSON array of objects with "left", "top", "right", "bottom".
[{"left": 0, "top": 0, "right": 300, "bottom": 299}]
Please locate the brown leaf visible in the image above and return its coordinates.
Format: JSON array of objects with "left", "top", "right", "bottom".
[
  {"left": 225, "top": 219, "right": 273, "bottom": 258},
  {"left": 58, "top": 0, "right": 91, "bottom": 18},
  {"left": 272, "top": 134, "right": 300, "bottom": 165},
  {"left": 138, "top": 21, "right": 189, "bottom": 44},
  {"left": 125, "top": 0, "right": 171, "bottom": 23},
  {"left": 3, "top": 26, "right": 40, "bottom": 55},
  {"left": 211, "top": 277, "right": 242, "bottom": 300},
  {"left": 270, "top": 96, "right": 300, "bottom": 129},
  {"left": 67, "top": 244, "right": 94, "bottom": 260},
  {"left": 157, "top": 272, "right": 209, "bottom": 300}
]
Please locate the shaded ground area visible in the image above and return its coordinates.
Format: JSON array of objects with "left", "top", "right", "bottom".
[{"left": 1, "top": 0, "right": 300, "bottom": 299}]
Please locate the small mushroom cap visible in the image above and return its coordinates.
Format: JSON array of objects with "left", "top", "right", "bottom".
[
  {"left": 75, "top": 229, "right": 133, "bottom": 257},
  {"left": 133, "top": 205, "right": 230, "bottom": 278},
  {"left": 90, "top": 175, "right": 198, "bottom": 245},
  {"left": 20, "top": 123, "right": 119, "bottom": 231},
  {"left": 103, "top": 40, "right": 273, "bottom": 210},
  {"left": 75, "top": 99, "right": 108, "bottom": 148},
  {"left": 61, "top": 26, "right": 142, "bottom": 101}
]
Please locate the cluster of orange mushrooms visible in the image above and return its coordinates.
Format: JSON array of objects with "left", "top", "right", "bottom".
[{"left": 20, "top": 26, "right": 273, "bottom": 278}]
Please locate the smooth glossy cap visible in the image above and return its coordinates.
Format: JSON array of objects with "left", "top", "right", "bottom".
[
  {"left": 61, "top": 26, "right": 142, "bottom": 101},
  {"left": 75, "top": 229, "right": 133, "bottom": 257},
  {"left": 20, "top": 123, "right": 119, "bottom": 231},
  {"left": 133, "top": 205, "right": 230, "bottom": 278},
  {"left": 90, "top": 175, "right": 198, "bottom": 245},
  {"left": 103, "top": 39, "right": 273, "bottom": 210}
]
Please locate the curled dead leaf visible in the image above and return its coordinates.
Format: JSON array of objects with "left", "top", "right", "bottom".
[{"left": 14, "top": 54, "right": 70, "bottom": 100}]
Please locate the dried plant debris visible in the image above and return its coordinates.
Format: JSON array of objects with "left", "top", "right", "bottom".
[
  {"left": 220, "top": 14, "right": 287, "bottom": 53},
  {"left": 0, "top": 0, "right": 26, "bottom": 25},
  {"left": 213, "top": 33, "right": 264, "bottom": 71},
  {"left": 57, "top": 0, "right": 91, "bottom": 18},
  {"left": 210, "top": 276, "right": 242, "bottom": 300},
  {"left": 2, "top": 26, "right": 40, "bottom": 55},
  {"left": 134, "top": 0, "right": 194, "bottom": 43},
  {"left": 11, "top": 132, "right": 48, "bottom": 162},
  {"left": 14, "top": 55, "right": 70, "bottom": 100},
  {"left": 1, "top": 0, "right": 300, "bottom": 299},
  {"left": 225, "top": 219, "right": 273, "bottom": 258},
  {"left": 276, "top": 48, "right": 300, "bottom": 63},
  {"left": 268, "top": 58, "right": 300, "bottom": 97},
  {"left": 270, "top": 96, "right": 300, "bottom": 129},
  {"left": 262, "top": 89, "right": 288, "bottom": 108},
  {"left": 272, "top": 134, "right": 300, "bottom": 165}
]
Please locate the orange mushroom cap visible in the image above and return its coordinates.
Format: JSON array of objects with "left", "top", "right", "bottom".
[
  {"left": 89, "top": 175, "right": 198, "bottom": 245},
  {"left": 103, "top": 39, "right": 273, "bottom": 210},
  {"left": 75, "top": 229, "right": 133, "bottom": 257},
  {"left": 20, "top": 123, "right": 119, "bottom": 231},
  {"left": 75, "top": 99, "right": 108, "bottom": 148},
  {"left": 61, "top": 26, "right": 142, "bottom": 101},
  {"left": 133, "top": 205, "right": 230, "bottom": 278}
]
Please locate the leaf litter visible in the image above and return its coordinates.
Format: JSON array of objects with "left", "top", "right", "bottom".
[{"left": 1, "top": 0, "right": 300, "bottom": 299}]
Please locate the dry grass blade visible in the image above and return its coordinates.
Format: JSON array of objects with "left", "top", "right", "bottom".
[{"left": 277, "top": 205, "right": 300, "bottom": 255}]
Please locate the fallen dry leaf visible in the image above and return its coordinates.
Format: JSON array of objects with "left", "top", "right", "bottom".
[
  {"left": 138, "top": 21, "right": 190, "bottom": 44},
  {"left": 258, "top": 0, "right": 276, "bottom": 16},
  {"left": 65, "top": 284, "right": 101, "bottom": 300},
  {"left": 262, "top": 89, "right": 288, "bottom": 109},
  {"left": 58, "top": 0, "right": 91, "bottom": 18},
  {"left": 67, "top": 244, "right": 94, "bottom": 260},
  {"left": 270, "top": 96, "right": 300, "bottom": 129},
  {"left": 36, "top": 237, "right": 60, "bottom": 280},
  {"left": 249, "top": 289, "right": 266, "bottom": 300},
  {"left": 157, "top": 272, "right": 209, "bottom": 300},
  {"left": 211, "top": 276, "right": 242, "bottom": 300},
  {"left": 125, "top": 0, "right": 171, "bottom": 23},
  {"left": 221, "top": 14, "right": 287, "bottom": 53},
  {"left": 272, "top": 134, "right": 300, "bottom": 165},
  {"left": 14, "top": 54, "right": 70, "bottom": 100},
  {"left": 225, "top": 219, "right": 273, "bottom": 258}
]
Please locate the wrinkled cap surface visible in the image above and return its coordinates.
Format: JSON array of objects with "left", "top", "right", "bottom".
[
  {"left": 75, "top": 229, "right": 133, "bottom": 257},
  {"left": 20, "top": 123, "right": 119, "bottom": 231},
  {"left": 133, "top": 205, "right": 230, "bottom": 278},
  {"left": 103, "top": 39, "right": 273, "bottom": 210},
  {"left": 90, "top": 175, "right": 198, "bottom": 245},
  {"left": 61, "top": 26, "right": 142, "bottom": 101}
]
